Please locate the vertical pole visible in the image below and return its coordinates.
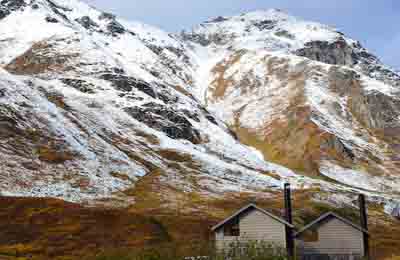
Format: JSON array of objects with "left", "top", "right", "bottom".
[
  {"left": 359, "top": 194, "right": 370, "bottom": 260},
  {"left": 284, "top": 183, "right": 294, "bottom": 259}
]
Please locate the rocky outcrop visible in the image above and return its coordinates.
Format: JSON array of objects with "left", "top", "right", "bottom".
[
  {"left": 45, "top": 0, "right": 71, "bottom": 22},
  {"left": 349, "top": 87, "right": 400, "bottom": 139},
  {"left": 99, "top": 12, "right": 116, "bottom": 21},
  {"left": 295, "top": 38, "right": 355, "bottom": 66},
  {"left": 75, "top": 16, "right": 98, "bottom": 30},
  {"left": 0, "top": 104, "right": 21, "bottom": 138},
  {"left": 296, "top": 38, "right": 400, "bottom": 87},
  {"left": 107, "top": 20, "right": 126, "bottom": 35},
  {"left": 252, "top": 19, "right": 277, "bottom": 31},
  {"left": 0, "top": 0, "right": 26, "bottom": 20},
  {"left": 61, "top": 78, "right": 96, "bottom": 94},
  {"left": 5, "top": 42, "right": 78, "bottom": 75},
  {"left": 45, "top": 16, "right": 59, "bottom": 23},
  {"left": 100, "top": 73, "right": 157, "bottom": 98},
  {"left": 99, "top": 73, "right": 182, "bottom": 104},
  {"left": 325, "top": 66, "right": 400, "bottom": 140},
  {"left": 124, "top": 103, "right": 201, "bottom": 144},
  {"left": 143, "top": 43, "right": 193, "bottom": 84}
]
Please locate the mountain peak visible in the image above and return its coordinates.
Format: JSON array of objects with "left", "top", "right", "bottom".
[
  {"left": 238, "top": 8, "right": 291, "bottom": 21},
  {"left": 184, "top": 8, "right": 344, "bottom": 54},
  {"left": 204, "top": 8, "right": 290, "bottom": 24}
]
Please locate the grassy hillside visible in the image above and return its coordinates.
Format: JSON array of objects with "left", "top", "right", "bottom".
[{"left": 0, "top": 194, "right": 399, "bottom": 260}]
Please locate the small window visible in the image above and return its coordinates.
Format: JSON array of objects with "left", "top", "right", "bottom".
[
  {"left": 224, "top": 217, "right": 240, "bottom": 237},
  {"left": 301, "top": 229, "right": 319, "bottom": 242}
]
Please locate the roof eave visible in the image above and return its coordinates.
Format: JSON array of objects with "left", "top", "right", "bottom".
[
  {"left": 294, "top": 212, "right": 369, "bottom": 237},
  {"left": 211, "top": 203, "right": 294, "bottom": 231}
]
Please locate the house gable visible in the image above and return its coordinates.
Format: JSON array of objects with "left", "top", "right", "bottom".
[
  {"left": 213, "top": 204, "right": 292, "bottom": 250},
  {"left": 239, "top": 208, "right": 287, "bottom": 246},
  {"left": 295, "top": 212, "right": 368, "bottom": 237},
  {"left": 295, "top": 212, "right": 366, "bottom": 255},
  {"left": 212, "top": 203, "right": 293, "bottom": 232}
]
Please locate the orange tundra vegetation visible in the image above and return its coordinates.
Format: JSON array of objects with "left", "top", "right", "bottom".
[{"left": 0, "top": 190, "right": 400, "bottom": 260}]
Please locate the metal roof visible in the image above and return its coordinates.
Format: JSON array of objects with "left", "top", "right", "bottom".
[
  {"left": 294, "top": 212, "right": 369, "bottom": 237},
  {"left": 211, "top": 203, "right": 294, "bottom": 231}
]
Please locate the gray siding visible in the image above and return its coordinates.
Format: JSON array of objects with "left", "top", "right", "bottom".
[
  {"left": 215, "top": 208, "right": 287, "bottom": 250},
  {"left": 297, "top": 218, "right": 364, "bottom": 255}
]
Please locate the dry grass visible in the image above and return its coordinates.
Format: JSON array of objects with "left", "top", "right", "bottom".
[
  {"left": 0, "top": 188, "right": 399, "bottom": 260},
  {"left": 384, "top": 257, "right": 400, "bottom": 260},
  {"left": 0, "top": 197, "right": 168, "bottom": 260},
  {"left": 5, "top": 41, "right": 78, "bottom": 75},
  {"left": 171, "top": 85, "right": 197, "bottom": 100},
  {"left": 209, "top": 51, "right": 246, "bottom": 101}
]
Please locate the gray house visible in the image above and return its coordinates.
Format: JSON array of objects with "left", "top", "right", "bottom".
[
  {"left": 211, "top": 203, "right": 294, "bottom": 251},
  {"left": 211, "top": 192, "right": 370, "bottom": 259},
  {"left": 295, "top": 212, "right": 369, "bottom": 257}
]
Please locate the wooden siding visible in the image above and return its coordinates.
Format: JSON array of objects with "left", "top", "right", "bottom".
[
  {"left": 215, "top": 208, "right": 287, "bottom": 250},
  {"left": 297, "top": 218, "right": 364, "bottom": 255}
]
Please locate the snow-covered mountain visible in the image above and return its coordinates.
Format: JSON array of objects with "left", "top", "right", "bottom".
[{"left": 0, "top": 0, "right": 399, "bottom": 213}]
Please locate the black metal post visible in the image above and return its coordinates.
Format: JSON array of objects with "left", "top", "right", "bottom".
[
  {"left": 359, "top": 194, "right": 370, "bottom": 260},
  {"left": 284, "top": 183, "right": 294, "bottom": 259}
]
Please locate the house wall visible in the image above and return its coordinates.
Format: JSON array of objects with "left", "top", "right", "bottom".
[
  {"left": 215, "top": 209, "right": 287, "bottom": 251},
  {"left": 296, "top": 218, "right": 364, "bottom": 255}
]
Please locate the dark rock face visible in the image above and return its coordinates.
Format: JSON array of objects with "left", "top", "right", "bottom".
[
  {"left": 98, "top": 12, "right": 116, "bottom": 20},
  {"left": 99, "top": 73, "right": 176, "bottom": 103},
  {"left": 253, "top": 20, "right": 277, "bottom": 31},
  {"left": 180, "top": 32, "right": 212, "bottom": 47},
  {"left": 143, "top": 43, "right": 193, "bottom": 84},
  {"left": 206, "top": 16, "right": 228, "bottom": 23},
  {"left": 45, "top": 0, "right": 70, "bottom": 22},
  {"left": 45, "top": 0, "right": 72, "bottom": 12},
  {"left": 275, "top": 30, "right": 295, "bottom": 39},
  {"left": 326, "top": 66, "right": 400, "bottom": 140},
  {"left": 75, "top": 16, "right": 98, "bottom": 30},
  {"left": 124, "top": 103, "right": 201, "bottom": 143},
  {"left": 295, "top": 38, "right": 354, "bottom": 66},
  {"left": 321, "top": 136, "right": 355, "bottom": 161},
  {"left": 0, "top": 104, "right": 22, "bottom": 138},
  {"left": 0, "top": 0, "right": 26, "bottom": 19},
  {"left": 327, "top": 66, "right": 360, "bottom": 96},
  {"left": 363, "top": 91, "right": 400, "bottom": 129},
  {"left": 350, "top": 87, "right": 400, "bottom": 138},
  {"left": 205, "top": 115, "right": 218, "bottom": 125},
  {"left": 151, "top": 83, "right": 177, "bottom": 104},
  {"left": 100, "top": 74, "right": 156, "bottom": 98},
  {"left": 0, "top": 8, "right": 9, "bottom": 19},
  {"left": 45, "top": 16, "right": 59, "bottom": 23},
  {"left": 296, "top": 38, "right": 400, "bottom": 87},
  {"left": 61, "top": 78, "right": 96, "bottom": 94},
  {"left": 181, "top": 109, "right": 201, "bottom": 123},
  {"left": 107, "top": 20, "right": 125, "bottom": 35},
  {"left": 198, "top": 107, "right": 218, "bottom": 126}
]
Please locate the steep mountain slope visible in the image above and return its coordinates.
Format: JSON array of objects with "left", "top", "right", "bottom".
[
  {"left": 0, "top": 0, "right": 307, "bottom": 205},
  {"left": 182, "top": 10, "right": 400, "bottom": 200},
  {"left": 0, "top": 0, "right": 399, "bottom": 215}
]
